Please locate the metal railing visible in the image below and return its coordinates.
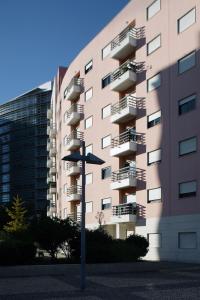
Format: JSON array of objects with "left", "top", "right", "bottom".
[
  {"left": 112, "top": 203, "right": 137, "bottom": 216},
  {"left": 111, "top": 129, "right": 137, "bottom": 148},
  {"left": 67, "top": 212, "right": 81, "bottom": 223},
  {"left": 67, "top": 185, "right": 82, "bottom": 197},
  {"left": 111, "top": 26, "right": 139, "bottom": 50},
  {"left": 64, "top": 78, "right": 84, "bottom": 98},
  {"left": 66, "top": 130, "right": 84, "bottom": 145},
  {"left": 66, "top": 104, "right": 84, "bottom": 119},
  {"left": 111, "top": 166, "right": 136, "bottom": 182},
  {"left": 66, "top": 161, "right": 81, "bottom": 170},
  {"left": 110, "top": 60, "right": 144, "bottom": 82},
  {"left": 111, "top": 94, "right": 137, "bottom": 115}
]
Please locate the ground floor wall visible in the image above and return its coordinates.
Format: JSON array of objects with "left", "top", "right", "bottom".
[{"left": 135, "top": 214, "right": 200, "bottom": 263}]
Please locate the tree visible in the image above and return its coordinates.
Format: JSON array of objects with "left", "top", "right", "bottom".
[{"left": 4, "top": 195, "right": 28, "bottom": 235}]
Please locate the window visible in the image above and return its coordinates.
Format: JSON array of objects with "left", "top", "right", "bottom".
[
  {"left": 85, "top": 60, "right": 93, "bottom": 74},
  {"left": 102, "top": 43, "right": 111, "bottom": 59},
  {"left": 147, "top": 0, "right": 161, "bottom": 20},
  {"left": 63, "top": 208, "right": 67, "bottom": 219},
  {"left": 178, "top": 51, "right": 195, "bottom": 74},
  {"left": 102, "top": 74, "right": 111, "bottom": 89},
  {"left": 101, "top": 166, "right": 111, "bottom": 180},
  {"left": 147, "top": 73, "right": 161, "bottom": 92},
  {"left": 148, "top": 187, "right": 161, "bottom": 202},
  {"left": 2, "top": 154, "right": 9, "bottom": 163},
  {"left": 179, "top": 137, "right": 197, "bottom": 156},
  {"left": 2, "top": 144, "right": 9, "bottom": 153},
  {"left": 85, "top": 88, "right": 93, "bottom": 102},
  {"left": 2, "top": 194, "right": 10, "bottom": 203},
  {"left": 63, "top": 136, "right": 68, "bottom": 146},
  {"left": 101, "top": 197, "right": 111, "bottom": 210},
  {"left": 85, "top": 116, "right": 93, "bottom": 129},
  {"left": 179, "top": 94, "right": 196, "bottom": 115},
  {"left": 178, "top": 232, "right": 197, "bottom": 249},
  {"left": 102, "top": 135, "right": 111, "bottom": 148},
  {"left": 148, "top": 233, "right": 162, "bottom": 248},
  {"left": 86, "top": 173, "right": 93, "bottom": 185},
  {"left": 179, "top": 180, "right": 197, "bottom": 198},
  {"left": 178, "top": 8, "right": 196, "bottom": 33},
  {"left": 2, "top": 164, "right": 9, "bottom": 173},
  {"left": 147, "top": 110, "right": 161, "bottom": 128},
  {"left": 86, "top": 144, "right": 93, "bottom": 155},
  {"left": 2, "top": 174, "right": 10, "bottom": 183},
  {"left": 2, "top": 184, "right": 10, "bottom": 193},
  {"left": 148, "top": 149, "right": 161, "bottom": 165},
  {"left": 102, "top": 104, "right": 111, "bottom": 119},
  {"left": 124, "top": 193, "right": 136, "bottom": 203},
  {"left": 86, "top": 202, "right": 93, "bottom": 213},
  {"left": 147, "top": 34, "right": 161, "bottom": 55}
]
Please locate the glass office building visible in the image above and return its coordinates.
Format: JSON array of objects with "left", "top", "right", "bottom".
[{"left": 0, "top": 82, "right": 52, "bottom": 215}]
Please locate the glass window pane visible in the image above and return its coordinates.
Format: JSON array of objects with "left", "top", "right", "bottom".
[
  {"left": 147, "top": 73, "right": 161, "bottom": 92},
  {"left": 178, "top": 51, "right": 195, "bottom": 74},
  {"left": 147, "top": 35, "right": 161, "bottom": 55},
  {"left": 147, "top": 0, "right": 161, "bottom": 20},
  {"left": 178, "top": 8, "right": 196, "bottom": 33},
  {"left": 179, "top": 137, "right": 197, "bottom": 155}
]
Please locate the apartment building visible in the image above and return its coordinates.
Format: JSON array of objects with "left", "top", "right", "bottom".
[
  {"left": 0, "top": 82, "right": 52, "bottom": 215},
  {"left": 47, "top": 0, "right": 200, "bottom": 262}
]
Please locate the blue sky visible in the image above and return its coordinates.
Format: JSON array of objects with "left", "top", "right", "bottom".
[{"left": 0, "top": 0, "right": 129, "bottom": 102}]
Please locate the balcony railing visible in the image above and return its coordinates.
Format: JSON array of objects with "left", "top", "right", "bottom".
[
  {"left": 67, "top": 212, "right": 81, "bottom": 223},
  {"left": 65, "top": 130, "right": 84, "bottom": 145},
  {"left": 111, "top": 60, "right": 138, "bottom": 82},
  {"left": 111, "top": 130, "right": 137, "bottom": 148},
  {"left": 66, "top": 104, "right": 84, "bottom": 118},
  {"left": 111, "top": 26, "right": 138, "bottom": 49},
  {"left": 47, "top": 123, "right": 56, "bottom": 138},
  {"left": 112, "top": 166, "right": 136, "bottom": 182},
  {"left": 112, "top": 203, "right": 137, "bottom": 216},
  {"left": 47, "top": 108, "right": 53, "bottom": 119},
  {"left": 111, "top": 95, "right": 137, "bottom": 115},
  {"left": 64, "top": 78, "right": 84, "bottom": 100},
  {"left": 67, "top": 185, "right": 82, "bottom": 197}
]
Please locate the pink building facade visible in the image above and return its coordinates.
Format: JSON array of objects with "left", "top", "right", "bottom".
[{"left": 47, "top": 0, "right": 200, "bottom": 262}]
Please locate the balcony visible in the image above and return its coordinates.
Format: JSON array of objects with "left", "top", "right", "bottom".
[
  {"left": 111, "top": 95, "right": 137, "bottom": 123},
  {"left": 65, "top": 104, "right": 84, "bottom": 125},
  {"left": 110, "top": 60, "right": 137, "bottom": 92},
  {"left": 64, "top": 78, "right": 84, "bottom": 101},
  {"left": 47, "top": 108, "right": 53, "bottom": 120},
  {"left": 66, "top": 162, "right": 81, "bottom": 176},
  {"left": 110, "top": 26, "right": 137, "bottom": 60},
  {"left": 47, "top": 159, "right": 53, "bottom": 168},
  {"left": 67, "top": 212, "right": 81, "bottom": 223},
  {"left": 111, "top": 203, "right": 137, "bottom": 223},
  {"left": 110, "top": 129, "right": 137, "bottom": 157},
  {"left": 49, "top": 142, "right": 56, "bottom": 157},
  {"left": 49, "top": 163, "right": 56, "bottom": 175},
  {"left": 47, "top": 123, "right": 56, "bottom": 138},
  {"left": 47, "top": 194, "right": 53, "bottom": 201},
  {"left": 65, "top": 130, "right": 83, "bottom": 151},
  {"left": 47, "top": 140, "right": 50, "bottom": 151},
  {"left": 49, "top": 186, "right": 56, "bottom": 194},
  {"left": 47, "top": 174, "right": 54, "bottom": 184},
  {"left": 67, "top": 185, "right": 81, "bottom": 202},
  {"left": 111, "top": 166, "right": 136, "bottom": 190}
]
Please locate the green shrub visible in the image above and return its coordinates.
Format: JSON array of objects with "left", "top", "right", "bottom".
[
  {"left": 0, "top": 239, "right": 36, "bottom": 265},
  {"left": 125, "top": 234, "right": 149, "bottom": 260}
]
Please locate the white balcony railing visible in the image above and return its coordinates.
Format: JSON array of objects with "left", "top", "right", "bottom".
[
  {"left": 65, "top": 104, "right": 84, "bottom": 125},
  {"left": 111, "top": 203, "right": 137, "bottom": 223},
  {"left": 110, "top": 129, "right": 137, "bottom": 157},
  {"left": 67, "top": 185, "right": 82, "bottom": 201},
  {"left": 65, "top": 130, "right": 83, "bottom": 151},
  {"left": 66, "top": 161, "right": 81, "bottom": 176},
  {"left": 111, "top": 94, "right": 137, "bottom": 123},
  {"left": 64, "top": 78, "right": 84, "bottom": 101},
  {"left": 111, "top": 166, "right": 136, "bottom": 190},
  {"left": 110, "top": 60, "right": 137, "bottom": 92}
]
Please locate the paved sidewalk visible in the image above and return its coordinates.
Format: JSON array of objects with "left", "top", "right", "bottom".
[{"left": 0, "top": 262, "right": 199, "bottom": 299}]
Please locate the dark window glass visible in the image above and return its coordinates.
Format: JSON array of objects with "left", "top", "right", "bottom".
[
  {"left": 101, "top": 198, "right": 111, "bottom": 210},
  {"left": 85, "top": 60, "right": 93, "bottom": 74},
  {"left": 101, "top": 166, "right": 111, "bottom": 179},
  {"left": 147, "top": 111, "right": 161, "bottom": 128},
  {"left": 179, "top": 94, "right": 196, "bottom": 115},
  {"left": 102, "top": 74, "right": 111, "bottom": 89}
]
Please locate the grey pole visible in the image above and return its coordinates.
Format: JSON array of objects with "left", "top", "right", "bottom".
[{"left": 80, "top": 140, "right": 86, "bottom": 290}]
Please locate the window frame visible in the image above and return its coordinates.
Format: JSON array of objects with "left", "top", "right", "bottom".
[
  {"left": 101, "top": 197, "right": 112, "bottom": 210},
  {"left": 85, "top": 173, "right": 93, "bottom": 185},
  {"left": 101, "top": 104, "right": 111, "bottom": 119},
  {"left": 147, "top": 110, "right": 161, "bottom": 128},
  {"left": 147, "top": 34, "right": 161, "bottom": 55},
  {"left": 179, "top": 180, "right": 197, "bottom": 198},
  {"left": 177, "top": 7, "right": 196, "bottom": 34},
  {"left": 179, "top": 136, "right": 197, "bottom": 157},
  {"left": 147, "top": 148, "right": 162, "bottom": 165},
  {"left": 147, "top": 73, "right": 161, "bottom": 92},
  {"left": 84, "top": 59, "right": 93, "bottom": 74},
  {"left": 178, "top": 232, "right": 197, "bottom": 249},
  {"left": 101, "top": 134, "right": 111, "bottom": 149},
  {"left": 102, "top": 73, "right": 111, "bottom": 89},
  {"left": 102, "top": 43, "right": 111, "bottom": 60},
  {"left": 147, "top": 187, "right": 162, "bottom": 203},
  {"left": 178, "top": 94, "right": 196, "bottom": 115},
  {"left": 146, "top": 0, "right": 161, "bottom": 21},
  {"left": 85, "top": 87, "right": 93, "bottom": 102},
  {"left": 85, "top": 144, "right": 93, "bottom": 155},
  {"left": 84, "top": 115, "right": 93, "bottom": 129},
  {"left": 101, "top": 166, "right": 112, "bottom": 180},
  {"left": 178, "top": 50, "right": 196, "bottom": 75}
]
